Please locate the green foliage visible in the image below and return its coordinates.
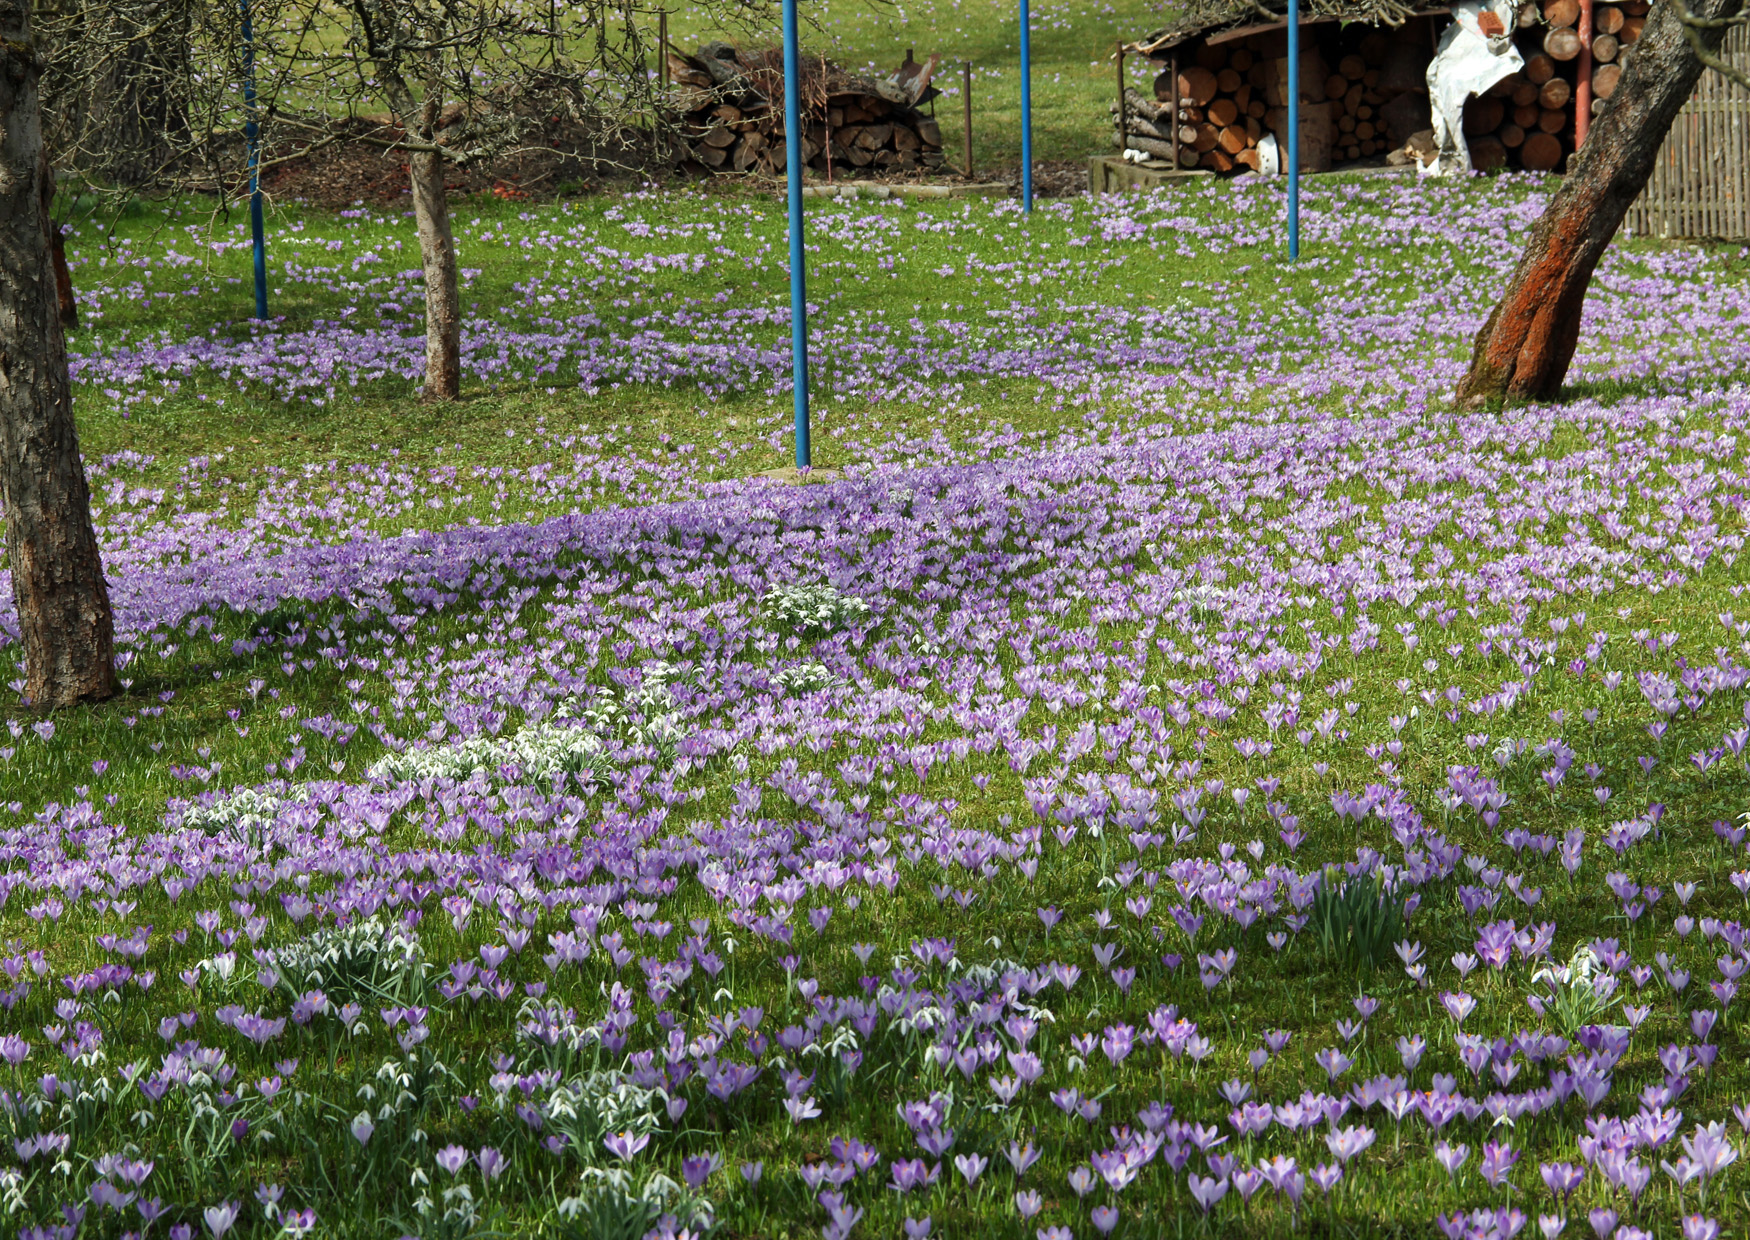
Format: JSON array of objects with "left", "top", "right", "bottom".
[
  {"left": 1528, "top": 946, "right": 1623, "bottom": 1038},
  {"left": 271, "top": 916, "right": 427, "bottom": 1007},
  {"left": 1311, "top": 868, "right": 1403, "bottom": 974},
  {"left": 558, "top": 1189, "right": 665, "bottom": 1240},
  {"left": 555, "top": 1170, "right": 710, "bottom": 1240}
]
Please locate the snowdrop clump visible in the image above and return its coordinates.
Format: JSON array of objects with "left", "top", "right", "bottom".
[
  {"left": 270, "top": 917, "right": 424, "bottom": 1001},
  {"left": 177, "top": 786, "right": 287, "bottom": 841},
  {"left": 771, "top": 662, "right": 847, "bottom": 695},
  {"left": 1527, "top": 945, "right": 1622, "bottom": 1037},
  {"left": 366, "top": 714, "right": 609, "bottom": 784},
  {"left": 368, "top": 668, "right": 689, "bottom": 785},
  {"left": 761, "top": 582, "right": 873, "bottom": 634}
]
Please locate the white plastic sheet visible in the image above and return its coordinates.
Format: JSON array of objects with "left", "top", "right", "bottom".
[{"left": 1422, "top": 0, "right": 1524, "bottom": 177}]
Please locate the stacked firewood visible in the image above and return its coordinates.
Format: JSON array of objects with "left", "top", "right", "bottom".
[
  {"left": 667, "top": 43, "right": 946, "bottom": 176},
  {"left": 1117, "top": 0, "right": 1653, "bottom": 178},
  {"left": 1522, "top": 0, "right": 1643, "bottom": 106},
  {"left": 1466, "top": 0, "right": 1645, "bottom": 172},
  {"left": 1462, "top": 64, "right": 1571, "bottom": 172},
  {"left": 1114, "top": 28, "right": 1434, "bottom": 173},
  {"left": 1108, "top": 44, "right": 1276, "bottom": 171}
]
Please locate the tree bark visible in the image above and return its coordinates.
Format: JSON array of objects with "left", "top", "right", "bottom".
[
  {"left": 373, "top": 61, "right": 461, "bottom": 401},
  {"left": 1455, "top": 0, "right": 1746, "bottom": 406},
  {"left": 0, "top": 0, "right": 118, "bottom": 709},
  {"left": 408, "top": 135, "right": 462, "bottom": 402},
  {"left": 42, "top": 163, "right": 75, "bottom": 330},
  {"left": 49, "top": 228, "right": 76, "bottom": 330},
  {"left": 346, "top": 0, "right": 464, "bottom": 401}
]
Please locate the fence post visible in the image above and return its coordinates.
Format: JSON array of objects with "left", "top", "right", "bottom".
[
  {"left": 964, "top": 61, "right": 974, "bottom": 176},
  {"left": 1116, "top": 40, "right": 1127, "bottom": 156}
]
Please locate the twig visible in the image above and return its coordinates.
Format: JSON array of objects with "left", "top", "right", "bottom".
[{"left": 1675, "top": 0, "right": 1750, "bottom": 89}]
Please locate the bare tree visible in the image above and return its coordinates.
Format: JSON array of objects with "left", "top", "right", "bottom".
[
  {"left": 1456, "top": 0, "right": 1747, "bottom": 405},
  {"left": 32, "top": 0, "right": 220, "bottom": 329},
  {"left": 332, "top": 3, "right": 493, "bottom": 398},
  {"left": 35, "top": 1, "right": 174, "bottom": 188},
  {"left": 0, "top": 0, "right": 118, "bottom": 709},
  {"left": 32, "top": 0, "right": 725, "bottom": 399},
  {"left": 238, "top": 0, "right": 721, "bottom": 402},
  {"left": 276, "top": 0, "right": 528, "bottom": 399}
]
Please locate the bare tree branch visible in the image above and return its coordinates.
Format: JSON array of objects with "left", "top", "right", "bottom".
[{"left": 1675, "top": 0, "right": 1750, "bottom": 89}]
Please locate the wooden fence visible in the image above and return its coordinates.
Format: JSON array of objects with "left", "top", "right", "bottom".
[{"left": 1624, "top": 25, "right": 1750, "bottom": 240}]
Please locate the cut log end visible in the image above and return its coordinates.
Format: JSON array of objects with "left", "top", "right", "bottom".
[
  {"left": 1520, "top": 130, "right": 1563, "bottom": 170},
  {"left": 1544, "top": 26, "right": 1584, "bottom": 60}
]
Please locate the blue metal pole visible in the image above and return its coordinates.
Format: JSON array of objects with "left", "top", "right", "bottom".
[
  {"left": 781, "top": 0, "right": 810, "bottom": 468},
  {"left": 1286, "top": 0, "right": 1300, "bottom": 260},
  {"left": 1019, "top": 0, "right": 1033, "bottom": 212},
  {"left": 242, "top": 0, "right": 268, "bottom": 318}
]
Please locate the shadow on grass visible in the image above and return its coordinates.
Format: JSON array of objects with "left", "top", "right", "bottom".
[
  {"left": 1558, "top": 374, "right": 1677, "bottom": 404},
  {"left": 1562, "top": 361, "right": 1750, "bottom": 405}
]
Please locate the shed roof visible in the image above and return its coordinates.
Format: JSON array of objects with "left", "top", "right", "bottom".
[{"left": 1130, "top": 0, "right": 1452, "bottom": 55}]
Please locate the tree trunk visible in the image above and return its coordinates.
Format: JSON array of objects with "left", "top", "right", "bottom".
[
  {"left": 43, "top": 164, "right": 75, "bottom": 331},
  {"left": 49, "top": 228, "right": 76, "bottom": 330},
  {"left": 350, "top": 5, "right": 462, "bottom": 403},
  {"left": 0, "top": 0, "right": 118, "bottom": 709},
  {"left": 1455, "top": 0, "right": 1745, "bottom": 405},
  {"left": 409, "top": 142, "right": 462, "bottom": 401},
  {"left": 404, "top": 84, "right": 460, "bottom": 403},
  {"left": 106, "top": 0, "right": 191, "bottom": 187}
]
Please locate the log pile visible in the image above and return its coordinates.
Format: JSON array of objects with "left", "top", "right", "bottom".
[
  {"left": 1523, "top": 0, "right": 1643, "bottom": 98},
  {"left": 1114, "top": 27, "right": 1434, "bottom": 172},
  {"left": 1467, "top": 0, "right": 1645, "bottom": 171},
  {"left": 666, "top": 43, "right": 946, "bottom": 176},
  {"left": 1119, "top": 0, "right": 1648, "bottom": 177}
]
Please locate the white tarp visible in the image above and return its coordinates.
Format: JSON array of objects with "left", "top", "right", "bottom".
[{"left": 1422, "top": 0, "right": 1524, "bottom": 177}]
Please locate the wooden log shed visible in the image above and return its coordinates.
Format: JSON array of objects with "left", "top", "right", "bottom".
[{"left": 1118, "top": 0, "right": 1648, "bottom": 176}]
